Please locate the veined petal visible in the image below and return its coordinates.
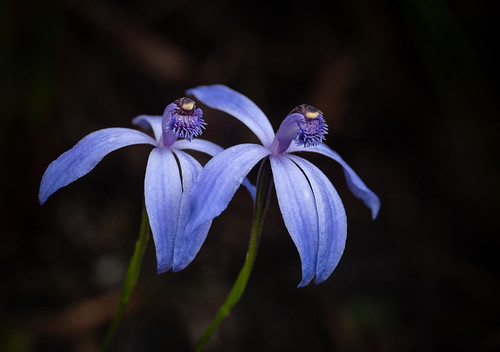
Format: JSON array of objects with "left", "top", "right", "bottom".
[
  {"left": 173, "top": 138, "right": 223, "bottom": 156},
  {"left": 172, "top": 150, "right": 212, "bottom": 271},
  {"left": 270, "top": 154, "right": 319, "bottom": 287},
  {"left": 185, "top": 143, "right": 270, "bottom": 236},
  {"left": 132, "top": 115, "right": 163, "bottom": 142},
  {"left": 145, "top": 148, "right": 182, "bottom": 273},
  {"left": 173, "top": 138, "right": 257, "bottom": 201},
  {"left": 187, "top": 85, "right": 275, "bottom": 147},
  {"left": 287, "top": 155, "right": 347, "bottom": 284},
  {"left": 287, "top": 143, "right": 380, "bottom": 219},
  {"left": 39, "top": 128, "right": 157, "bottom": 204}
]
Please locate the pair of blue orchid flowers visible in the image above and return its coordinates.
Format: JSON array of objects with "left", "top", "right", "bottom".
[{"left": 39, "top": 84, "right": 380, "bottom": 287}]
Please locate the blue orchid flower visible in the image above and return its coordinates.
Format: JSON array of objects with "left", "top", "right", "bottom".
[
  {"left": 174, "top": 85, "right": 380, "bottom": 286},
  {"left": 39, "top": 98, "right": 228, "bottom": 273}
]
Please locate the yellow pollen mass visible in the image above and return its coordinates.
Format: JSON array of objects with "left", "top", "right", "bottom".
[
  {"left": 305, "top": 110, "right": 319, "bottom": 119},
  {"left": 182, "top": 101, "right": 195, "bottom": 110}
]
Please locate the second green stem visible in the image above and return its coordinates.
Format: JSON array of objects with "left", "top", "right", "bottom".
[{"left": 195, "top": 158, "right": 274, "bottom": 351}]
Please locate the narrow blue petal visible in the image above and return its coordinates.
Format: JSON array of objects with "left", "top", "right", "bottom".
[
  {"left": 145, "top": 148, "right": 183, "bottom": 273},
  {"left": 132, "top": 115, "right": 163, "bottom": 142},
  {"left": 185, "top": 143, "right": 270, "bottom": 237},
  {"left": 174, "top": 138, "right": 257, "bottom": 200},
  {"left": 241, "top": 178, "right": 257, "bottom": 202},
  {"left": 172, "top": 150, "right": 213, "bottom": 271},
  {"left": 173, "top": 138, "right": 223, "bottom": 156},
  {"left": 39, "top": 128, "right": 157, "bottom": 205},
  {"left": 187, "top": 85, "right": 275, "bottom": 147},
  {"left": 287, "top": 155, "right": 347, "bottom": 284},
  {"left": 287, "top": 144, "right": 380, "bottom": 219},
  {"left": 270, "top": 154, "right": 319, "bottom": 287}
]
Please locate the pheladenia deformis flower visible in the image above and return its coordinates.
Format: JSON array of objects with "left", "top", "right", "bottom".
[
  {"left": 39, "top": 97, "right": 251, "bottom": 273},
  {"left": 177, "top": 85, "right": 380, "bottom": 286}
]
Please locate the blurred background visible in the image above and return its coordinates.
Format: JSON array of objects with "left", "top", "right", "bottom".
[{"left": 1, "top": 0, "right": 499, "bottom": 351}]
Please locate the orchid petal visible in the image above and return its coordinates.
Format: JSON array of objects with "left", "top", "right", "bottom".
[
  {"left": 172, "top": 150, "right": 213, "bottom": 271},
  {"left": 174, "top": 138, "right": 257, "bottom": 201},
  {"left": 270, "top": 154, "right": 319, "bottom": 287},
  {"left": 185, "top": 143, "right": 270, "bottom": 236},
  {"left": 145, "top": 148, "right": 182, "bottom": 273},
  {"left": 241, "top": 178, "right": 257, "bottom": 202},
  {"left": 173, "top": 138, "right": 224, "bottom": 156},
  {"left": 132, "top": 115, "right": 163, "bottom": 142},
  {"left": 287, "top": 143, "right": 380, "bottom": 219},
  {"left": 39, "top": 128, "right": 157, "bottom": 204},
  {"left": 187, "top": 85, "right": 275, "bottom": 147},
  {"left": 287, "top": 155, "right": 347, "bottom": 284}
]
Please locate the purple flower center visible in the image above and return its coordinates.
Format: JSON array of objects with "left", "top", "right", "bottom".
[
  {"left": 291, "top": 104, "right": 328, "bottom": 148},
  {"left": 272, "top": 104, "right": 328, "bottom": 154},
  {"left": 166, "top": 98, "right": 206, "bottom": 142}
]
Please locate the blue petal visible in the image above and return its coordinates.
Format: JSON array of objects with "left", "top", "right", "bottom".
[
  {"left": 287, "top": 155, "right": 347, "bottom": 284},
  {"left": 172, "top": 150, "right": 213, "bottom": 271},
  {"left": 287, "top": 143, "right": 380, "bottom": 219},
  {"left": 270, "top": 154, "right": 319, "bottom": 287},
  {"left": 39, "top": 128, "right": 157, "bottom": 204},
  {"left": 132, "top": 115, "right": 163, "bottom": 142},
  {"left": 184, "top": 143, "right": 270, "bottom": 239},
  {"left": 187, "top": 85, "right": 275, "bottom": 147},
  {"left": 174, "top": 138, "right": 257, "bottom": 201},
  {"left": 173, "top": 138, "right": 223, "bottom": 156},
  {"left": 145, "top": 148, "right": 183, "bottom": 273},
  {"left": 241, "top": 178, "right": 257, "bottom": 202}
]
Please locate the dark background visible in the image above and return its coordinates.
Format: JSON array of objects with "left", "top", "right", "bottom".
[{"left": 1, "top": 0, "right": 499, "bottom": 351}]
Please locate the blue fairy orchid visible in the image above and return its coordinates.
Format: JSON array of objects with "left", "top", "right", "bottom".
[
  {"left": 39, "top": 98, "right": 239, "bottom": 273},
  {"left": 175, "top": 85, "right": 380, "bottom": 286}
]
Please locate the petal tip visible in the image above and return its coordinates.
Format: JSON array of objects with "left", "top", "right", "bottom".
[
  {"left": 370, "top": 197, "right": 381, "bottom": 220},
  {"left": 297, "top": 275, "right": 314, "bottom": 288},
  {"left": 38, "top": 192, "right": 47, "bottom": 205},
  {"left": 38, "top": 183, "right": 52, "bottom": 205},
  {"left": 157, "top": 263, "right": 171, "bottom": 274},
  {"left": 314, "top": 274, "right": 328, "bottom": 285},
  {"left": 172, "top": 262, "right": 187, "bottom": 273}
]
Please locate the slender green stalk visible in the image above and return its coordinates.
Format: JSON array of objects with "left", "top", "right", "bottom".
[
  {"left": 100, "top": 207, "right": 150, "bottom": 352},
  {"left": 195, "top": 158, "right": 274, "bottom": 351}
]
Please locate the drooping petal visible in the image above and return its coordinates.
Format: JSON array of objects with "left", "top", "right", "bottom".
[
  {"left": 144, "top": 148, "right": 183, "bottom": 273},
  {"left": 39, "top": 128, "right": 157, "bottom": 204},
  {"left": 173, "top": 138, "right": 257, "bottom": 200},
  {"left": 187, "top": 85, "right": 275, "bottom": 147},
  {"left": 171, "top": 150, "right": 213, "bottom": 271},
  {"left": 287, "top": 143, "right": 380, "bottom": 219},
  {"left": 287, "top": 155, "right": 347, "bottom": 284},
  {"left": 270, "top": 154, "right": 319, "bottom": 287},
  {"left": 132, "top": 115, "right": 163, "bottom": 142},
  {"left": 184, "top": 143, "right": 270, "bottom": 238}
]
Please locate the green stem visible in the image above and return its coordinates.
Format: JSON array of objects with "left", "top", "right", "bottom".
[
  {"left": 195, "top": 158, "right": 274, "bottom": 351},
  {"left": 100, "top": 206, "right": 150, "bottom": 352}
]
